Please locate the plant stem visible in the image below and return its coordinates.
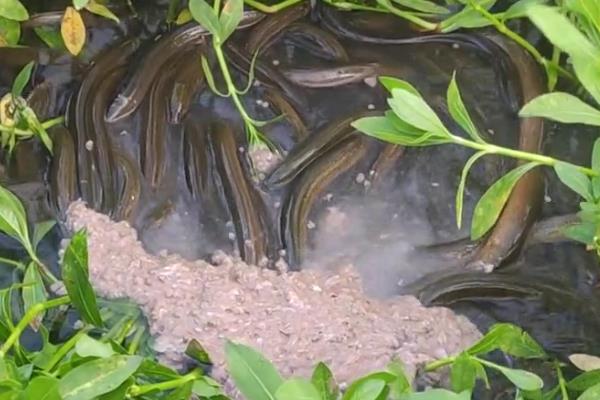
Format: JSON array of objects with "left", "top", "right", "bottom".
[
  {"left": 452, "top": 135, "right": 598, "bottom": 177},
  {"left": 0, "top": 295, "right": 70, "bottom": 358},
  {"left": 379, "top": 2, "right": 438, "bottom": 31},
  {"left": 244, "top": 0, "right": 303, "bottom": 13},
  {"left": 128, "top": 369, "right": 203, "bottom": 396},
  {"left": 555, "top": 361, "right": 569, "bottom": 400},
  {"left": 0, "top": 256, "right": 25, "bottom": 270},
  {"left": 127, "top": 323, "right": 145, "bottom": 355},
  {"left": 424, "top": 356, "right": 455, "bottom": 371},
  {"left": 47, "top": 328, "right": 91, "bottom": 373},
  {"left": 466, "top": 0, "right": 576, "bottom": 83}
]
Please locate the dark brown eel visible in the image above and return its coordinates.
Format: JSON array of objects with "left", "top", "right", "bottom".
[
  {"left": 49, "top": 126, "right": 78, "bottom": 218},
  {"left": 112, "top": 148, "right": 141, "bottom": 224}
]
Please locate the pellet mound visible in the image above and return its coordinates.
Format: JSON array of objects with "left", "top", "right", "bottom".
[{"left": 66, "top": 201, "right": 480, "bottom": 389}]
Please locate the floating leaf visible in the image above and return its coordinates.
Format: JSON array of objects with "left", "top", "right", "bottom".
[
  {"left": 451, "top": 353, "right": 478, "bottom": 393},
  {"left": 225, "top": 340, "right": 283, "bottom": 400},
  {"left": 75, "top": 335, "right": 115, "bottom": 358},
  {"left": 0, "top": 16, "right": 19, "bottom": 45},
  {"left": 0, "top": 0, "right": 28, "bottom": 21},
  {"left": 341, "top": 378, "right": 386, "bottom": 400},
  {"left": 471, "top": 162, "right": 540, "bottom": 240},
  {"left": 554, "top": 162, "right": 593, "bottom": 201},
  {"left": 61, "top": 7, "right": 86, "bottom": 56},
  {"left": 520, "top": 92, "right": 600, "bottom": 126},
  {"left": 456, "top": 151, "right": 486, "bottom": 229},
  {"left": 275, "top": 379, "right": 321, "bottom": 400},
  {"left": 570, "top": 354, "right": 600, "bottom": 372},
  {"left": 58, "top": 355, "right": 143, "bottom": 400},
  {"left": 62, "top": 230, "right": 103, "bottom": 326},
  {"left": 219, "top": 0, "right": 242, "bottom": 42},
  {"left": 22, "top": 262, "right": 47, "bottom": 330},
  {"left": 189, "top": 0, "right": 222, "bottom": 38},
  {"left": 85, "top": 1, "right": 119, "bottom": 23},
  {"left": 311, "top": 362, "right": 338, "bottom": 400},
  {"left": 447, "top": 72, "right": 483, "bottom": 142}
]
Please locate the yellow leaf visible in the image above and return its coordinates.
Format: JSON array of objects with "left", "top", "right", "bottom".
[
  {"left": 61, "top": 7, "right": 86, "bottom": 56},
  {"left": 176, "top": 9, "right": 192, "bottom": 25},
  {"left": 85, "top": 0, "right": 119, "bottom": 23}
]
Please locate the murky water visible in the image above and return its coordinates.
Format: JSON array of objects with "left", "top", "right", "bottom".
[{"left": 1, "top": 1, "right": 600, "bottom": 390}]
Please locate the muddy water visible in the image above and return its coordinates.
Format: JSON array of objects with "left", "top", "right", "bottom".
[{"left": 1, "top": 0, "right": 600, "bottom": 384}]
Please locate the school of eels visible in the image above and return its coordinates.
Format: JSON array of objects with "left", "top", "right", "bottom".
[{"left": 3, "top": 4, "right": 546, "bottom": 285}]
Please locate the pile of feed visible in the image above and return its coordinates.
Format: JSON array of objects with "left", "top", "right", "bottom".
[{"left": 66, "top": 201, "right": 480, "bottom": 387}]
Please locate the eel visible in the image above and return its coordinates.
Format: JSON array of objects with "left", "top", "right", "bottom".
[
  {"left": 168, "top": 49, "right": 206, "bottom": 124},
  {"left": 49, "top": 126, "right": 78, "bottom": 218},
  {"left": 281, "top": 63, "right": 380, "bottom": 88},
  {"left": 367, "top": 144, "right": 405, "bottom": 188},
  {"left": 281, "top": 137, "right": 368, "bottom": 266},
  {"left": 112, "top": 148, "right": 141, "bottom": 224},
  {"left": 246, "top": 2, "right": 310, "bottom": 53},
  {"left": 208, "top": 121, "right": 274, "bottom": 264},
  {"left": 283, "top": 22, "right": 349, "bottom": 62},
  {"left": 262, "top": 86, "right": 309, "bottom": 139},
  {"left": 266, "top": 112, "right": 376, "bottom": 187}
]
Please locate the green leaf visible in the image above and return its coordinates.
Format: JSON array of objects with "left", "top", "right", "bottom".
[
  {"left": 456, "top": 151, "right": 486, "bottom": 229},
  {"left": 0, "top": 16, "right": 20, "bottom": 45},
  {"left": 192, "top": 376, "right": 226, "bottom": 397},
  {"left": 166, "top": 381, "right": 193, "bottom": 400},
  {"left": 97, "top": 377, "right": 134, "bottom": 400},
  {"left": 34, "top": 26, "right": 64, "bottom": 50},
  {"left": 73, "top": 0, "right": 90, "bottom": 10},
  {"left": 75, "top": 335, "right": 116, "bottom": 358},
  {"left": 85, "top": 2, "right": 119, "bottom": 23},
  {"left": 386, "top": 360, "right": 411, "bottom": 396},
  {"left": 11, "top": 61, "right": 33, "bottom": 98},
  {"left": 440, "top": 0, "right": 495, "bottom": 32},
  {"left": 466, "top": 323, "right": 546, "bottom": 358},
  {"left": 564, "top": 222, "right": 596, "bottom": 244},
  {"left": 219, "top": 0, "right": 242, "bottom": 42},
  {"left": 491, "top": 365, "right": 543, "bottom": 391},
  {"left": 471, "top": 162, "right": 540, "bottom": 240},
  {"left": 593, "top": 138, "right": 600, "bottom": 173},
  {"left": 519, "top": 93, "right": 600, "bottom": 126},
  {"left": 341, "top": 378, "right": 386, "bottom": 400},
  {"left": 401, "top": 389, "right": 472, "bottom": 399},
  {"left": 275, "top": 379, "right": 321, "bottom": 400},
  {"left": 22, "top": 262, "right": 47, "bottom": 330},
  {"left": 502, "top": 0, "right": 547, "bottom": 20},
  {"left": 0, "top": 185, "right": 31, "bottom": 248},
  {"left": 0, "top": 0, "right": 28, "bottom": 21},
  {"left": 185, "top": 339, "right": 212, "bottom": 365},
  {"left": 22, "top": 376, "right": 61, "bottom": 400},
  {"left": 311, "top": 362, "right": 338, "bottom": 400},
  {"left": 391, "top": 0, "right": 449, "bottom": 14},
  {"left": 389, "top": 88, "right": 451, "bottom": 137},
  {"left": 225, "top": 340, "right": 283, "bottom": 400},
  {"left": 33, "top": 220, "right": 55, "bottom": 250},
  {"left": 378, "top": 76, "right": 420, "bottom": 96},
  {"left": 554, "top": 162, "right": 593, "bottom": 201},
  {"left": 201, "top": 54, "right": 228, "bottom": 97},
  {"left": 570, "top": 354, "right": 600, "bottom": 372},
  {"left": 62, "top": 230, "right": 103, "bottom": 327},
  {"left": 568, "top": 370, "right": 600, "bottom": 391},
  {"left": 451, "top": 353, "right": 478, "bottom": 393},
  {"left": 352, "top": 115, "right": 444, "bottom": 147},
  {"left": 58, "top": 355, "right": 143, "bottom": 400},
  {"left": 447, "top": 72, "right": 483, "bottom": 142},
  {"left": 579, "top": 383, "right": 600, "bottom": 400},
  {"left": 189, "top": 0, "right": 222, "bottom": 38}
]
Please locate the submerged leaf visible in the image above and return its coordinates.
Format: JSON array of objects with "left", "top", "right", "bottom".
[
  {"left": 61, "top": 7, "right": 86, "bottom": 56},
  {"left": 471, "top": 163, "right": 540, "bottom": 240},
  {"left": 519, "top": 92, "right": 600, "bottom": 126}
]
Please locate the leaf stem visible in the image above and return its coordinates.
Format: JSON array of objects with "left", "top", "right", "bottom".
[
  {"left": 244, "top": 0, "right": 303, "bottom": 13},
  {"left": 424, "top": 356, "right": 455, "bottom": 371},
  {"left": 0, "top": 295, "right": 70, "bottom": 358},
  {"left": 555, "top": 361, "right": 569, "bottom": 400},
  {"left": 0, "top": 256, "right": 25, "bottom": 270},
  {"left": 47, "top": 328, "right": 91, "bottom": 373},
  {"left": 128, "top": 369, "right": 203, "bottom": 396}
]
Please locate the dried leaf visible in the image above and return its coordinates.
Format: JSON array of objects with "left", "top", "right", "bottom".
[{"left": 61, "top": 7, "right": 86, "bottom": 56}]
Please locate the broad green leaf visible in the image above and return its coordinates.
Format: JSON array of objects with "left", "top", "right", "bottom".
[
  {"left": 491, "top": 365, "right": 543, "bottom": 391},
  {"left": 34, "top": 26, "right": 64, "bottom": 50},
  {"left": 378, "top": 76, "right": 420, "bottom": 96},
  {"left": 219, "top": 0, "right": 243, "bottom": 42},
  {"left": 31, "top": 327, "right": 58, "bottom": 370},
  {"left": 573, "top": 56, "right": 600, "bottom": 106},
  {"left": 554, "top": 162, "right": 593, "bottom": 201},
  {"left": 192, "top": 376, "right": 225, "bottom": 397},
  {"left": 564, "top": 222, "right": 596, "bottom": 244},
  {"left": 0, "top": 185, "right": 31, "bottom": 250},
  {"left": 456, "top": 151, "right": 487, "bottom": 229},
  {"left": 546, "top": 46, "right": 560, "bottom": 92},
  {"left": 22, "top": 376, "right": 60, "bottom": 400},
  {"left": 58, "top": 355, "right": 143, "bottom": 400},
  {"left": 61, "top": 7, "right": 86, "bottom": 56},
  {"left": 471, "top": 162, "right": 540, "bottom": 240},
  {"left": 447, "top": 72, "right": 483, "bottom": 142},
  {"left": 137, "top": 359, "right": 180, "bottom": 379},
  {"left": 440, "top": 0, "right": 495, "bottom": 32},
  {"left": 11, "top": 60, "right": 32, "bottom": 97},
  {"left": 526, "top": 5, "right": 599, "bottom": 61},
  {"left": 225, "top": 340, "right": 283, "bottom": 400},
  {"left": 0, "top": 0, "right": 28, "bottom": 21},
  {"left": 570, "top": 354, "right": 600, "bottom": 372},
  {"left": 73, "top": 0, "right": 90, "bottom": 10},
  {"left": 22, "top": 262, "right": 47, "bottom": 330},
  {"left": 341, "top": 378, "right": 386, "bottom": 400},
  {"left": 519, "top": 92, "right": 600, "bottom": 126},
  {"left": 389, "top": 89, "right": 451, "bottom": 137},
  {"left": 85, "top": 1, "right": 119, "bottom": 23},
  {"left": 579, "top": 383, "right": 600, "bottom": 400},
  {"left": 97, "top": 377, "right": 134, "bottom": 400},
  {"left": 185, "top": 339, "right": 212, "bottom": 365},
  {"left": 275, "top": 379, "right": 321, "bottom": 400},
  {"left": 166, "top": 381, "right": 193, "bottom": 400},
  {"left": 75, "top": 335, "right": 115, "bottom": 358},
  {"left": 502, "top": 0, "right": 547, "bottom": 20},
  {"left": 33, "top": 220, "right": 56, "bottom": 249},
  {"left": 593, "top": 138, "right": 600, "bottom": 173},
  {"left": 189, "top": 0, "right": 222, "bottom": 38},
  {"left": 568, "top": 370, "right": 600, "bottom": 391},
  {"left": 391, "top": 0, "right": 449, "bottom": 14},
  {"left": 401, "top": 389, "right": 472, "bottom": 399},
  {"left": 387, "top": 360, "right": 411, "bottom": 396},
  {"left": 451, "top": 353, "right": 478, "bottom": 393},
  {"left": 311, "top": 362, "right": 338, "bottom": 400},
  {"left": 62, "top": 230, "right": 103, "bottom": 326},
  {"left": 352, "top": 116, "right": 437, "bottom": 147},
  {"left": 466, "top": 324, "right": 546, "bottom": 358},
  {"left": 0, "top": 16, "right": 19, "bottom": 45}
]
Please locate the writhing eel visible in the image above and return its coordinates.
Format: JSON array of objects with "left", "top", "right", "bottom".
[
  {"left": 168, "top": 49, "right": 206, "bottom": 124},
  {"left": 280, "top": 63, "right": 380, "bottom": 88},
  {"left": 112, "top": 148, "right": 141, "bottom": 224},
  {"left": 208, "top": 121, "right": 274, "bottom": 265},
  {"left": 49, "top": 126, "right": 78, "bottom": 218},
  {"left": 282, "top": 137, "right": 368, "bottom": 266},
  {"left": 282, "top": 22, "right": 349, "bottom": 62}
]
